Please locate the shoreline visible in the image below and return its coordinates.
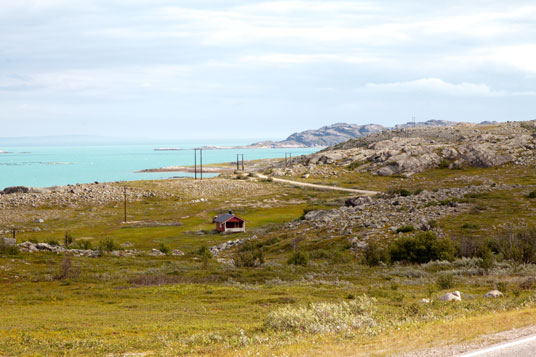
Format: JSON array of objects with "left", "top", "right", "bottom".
[{"left": 136, "top": 166, "right": 235, "bottom": 174}]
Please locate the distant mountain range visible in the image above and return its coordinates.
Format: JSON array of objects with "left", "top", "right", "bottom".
[{"left": 249, "top": 120, "right": 469, "bottom": 148}]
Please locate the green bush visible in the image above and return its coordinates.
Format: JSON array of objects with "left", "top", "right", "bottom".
[
  {"left": 287, "top": 251, "right": 308, "bottom": 266},
  {"left": 234, "top": 249, "right": 264, "bottom": 267},
  {"left": 399, "top": 189, "right": 411, "bottom": 197},
  {"left": 528, "top": 191, "right": 536, "bottom": 199},
  {"left": 73, "top": 240, "right": 92, "bottom": 250},
  {"left": 388, "top": 232, "right": 456, "bottom": 264},
  {"left": 197, "top": 245, "right": 213, "bottom": 268},
  {"left": 494, "top": 227, "right": 536, "bottom": 264},
  {"left": 64, "top": 231, "right": 73, "bottom": 247},
  {"left": 98, "top": 238, "right": 119, "bottom": 252},
  {"left": 363, "top": 241, "right": 387, "bottom": 266},
  {"left": 436, "top": 274, "right": 455, "bottom": 290},
  {"left": 0, "top": 240, "right": 19, "bottom": 255},
  {"left": 309, "top": 250, "right": 330, "bottom": 259},
  {"left": 47, "top": 240, "right": 60, "bottom": 246},
  {"left": 396, "top": 225, "right": 414, "bottom": 233},
  {"left": 478, "top": 245, "right": 494, "bottom": 271},
  {"left": 159, "top": 243, "right": 170, "bottom": 255}
]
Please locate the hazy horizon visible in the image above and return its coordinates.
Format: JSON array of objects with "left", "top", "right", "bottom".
[{"left": 1, "top": 1, "right": 535, "bottom": 139}]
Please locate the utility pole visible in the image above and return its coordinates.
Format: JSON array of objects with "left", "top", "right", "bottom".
[
  {"left": 200, "top": 149, "right": 203, "bottom": 180},
  {"left": 123, "top": 186, "right": 127, "bottom": 223},
  {"left": 285, "top": 153, "right": 292, "bottom": 166}
]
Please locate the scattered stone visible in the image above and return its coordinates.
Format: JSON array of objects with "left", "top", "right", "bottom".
[
  {"left": 483, "top": 290, "right": 503, "bottom": 298},
  {"left": 151, "top": 248, "right": 165, "bottom": 256},
  {"left": 34, "top": 218, "right": 44, "bottom": 223},
  {"left": 171, "top": 249, "right": 185, "bottom": 256},
  {"left": 33, "top": 227, "right": 41, "bottom": 232},
  {"left": 210, "top": 235, "right": 258, "bottom": 256}
]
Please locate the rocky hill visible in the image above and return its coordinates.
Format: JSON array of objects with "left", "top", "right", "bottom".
[
  {"left": 252, "top": 123, "right": 385, "bottom": 148},
  {"left": 268, "top": 120, "right": 536, "bottom": 177}
]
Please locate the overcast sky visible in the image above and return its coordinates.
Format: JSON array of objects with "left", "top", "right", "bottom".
[{"left": 1, "top": 0, "right": 535, "bottom": 140}]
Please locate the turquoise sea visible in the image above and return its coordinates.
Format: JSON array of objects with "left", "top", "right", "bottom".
[{"left": 0, "top": 142, "right": 320, "bottom": 189}]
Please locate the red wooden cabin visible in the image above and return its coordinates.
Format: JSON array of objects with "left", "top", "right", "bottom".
[{"left": 213, "top": 211, "right": 246, "bottom": 233}]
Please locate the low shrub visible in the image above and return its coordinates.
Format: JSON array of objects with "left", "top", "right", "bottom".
[
  {"left": 234, "top": 249, "right": 264, "bottom": 267},
  {"left": 519, "top": 278, "right": 536, "bottom": 290},
  {"left": 47, "top": 240, "right": 59, "bottom": 246},
  {"left": 399, "top": 189, "right": 411, "bottom": 197},
  {"left": 363, "top": 241, "right": 387, "bottom": 266},
  {"left": 98, "top": 238, "right": 119, "bottom": 252},
  {"left": 528, "top": 191, "right": 536, "bottom": 199},
  {"left": 264, "top": 295, "right": 378, "bottom": 334},
  {"left": 159, "top": 243, "right": 170, "bottom": 255},
  {"left": 287, "top": 251, "right": 308, "bottom": 266},
  {"left": 388, "top": 232, "right": 456, "bottom": 264},
  {"left": 54, "top": 257, "right": 79, "bottom": 280},
  {"left": 0, "top": 240, "right": 19, "bottom": 255},
  {"left": 73, "top": 240, "right": 92, "bottom": 250},
  {"left": 396, "top": 225, "right": 414, "bottom": 233},
  {"left": 197, "top": 245, "right": 213, "bottom": 268},
  {"left": 64, "top": 231, "right": 73, "bottom": 247},
  {"left": 309, "top": 250, "right": 330, "bottom": 259},
  {"left": 478, "top": 245, "right": 494, "bottom": 271},
  {"left": 436, "top": 274, "right": 455, "bottom": 290}
]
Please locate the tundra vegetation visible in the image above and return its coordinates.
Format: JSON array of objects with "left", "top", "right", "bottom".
[{"left": 2, "top": 121, "right": 536, "bottom": 356}]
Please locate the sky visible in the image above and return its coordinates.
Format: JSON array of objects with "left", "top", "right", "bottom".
[{"left": 1, "top": 0, "right": 535, "bottom": 140}]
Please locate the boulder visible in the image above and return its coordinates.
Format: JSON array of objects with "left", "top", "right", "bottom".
[
  {"left": 172, "top": 249, "right": 185, "bottom": 256},
  {"left": 439, "top": 291, "right": 461, "bottom": 301},
  {"left": 483, "top": 290, "right": 503, "bottom": 298},
  {"left": 34, "top": 218, "right": 45, "bottom": 223}
]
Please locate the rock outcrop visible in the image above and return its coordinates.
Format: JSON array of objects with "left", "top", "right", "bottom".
[
  {"left": 252, "top": 123, "right": 385, "bottom": 148},
  {"left": 274, "top": 121, "right": 536, "bottom": 177}
]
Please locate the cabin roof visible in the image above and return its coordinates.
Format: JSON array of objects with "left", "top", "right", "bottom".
[{"left": 214, "top": 213, "right": 244, "bottom": 223}]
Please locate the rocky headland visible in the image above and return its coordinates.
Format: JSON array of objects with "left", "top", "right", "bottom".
[{"left": 267, "top": 121, "right": 536, "bottom": 178}]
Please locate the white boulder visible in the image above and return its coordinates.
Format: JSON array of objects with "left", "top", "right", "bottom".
[
  {"left": 483, "top": 290, "right": 503, "bottom": 298},
  {"left": 440, "top": 291, "right": 462, "bottom": 301}
]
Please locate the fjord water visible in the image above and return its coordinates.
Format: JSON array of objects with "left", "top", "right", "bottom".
[{"left": 0, "top": 143, "right": 320, "bottom": 189}]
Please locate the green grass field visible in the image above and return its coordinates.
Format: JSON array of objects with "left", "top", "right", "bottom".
[{"left": 2, "top": 167, "right": 536, "bottom": 355}]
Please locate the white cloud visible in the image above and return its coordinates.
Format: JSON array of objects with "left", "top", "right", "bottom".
[
  {"left": 482, "top": 45, "right": 536, "bottom": 73},
  {"left": 240, "top": 53, "right": 381, "bottom": 65},
  {"left": 361, "top": 78, "right": 536, "bottom": 97}
]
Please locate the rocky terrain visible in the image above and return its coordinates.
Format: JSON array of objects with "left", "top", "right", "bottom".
[
  {"left": 277, "top": 182, "right": 524, "bottom": 252},
  {"left": 0, "top": 183, "right": 155, "bottom": 209},
  {"left": 268, "top": 121, "right": 536, "bottom": 177}
]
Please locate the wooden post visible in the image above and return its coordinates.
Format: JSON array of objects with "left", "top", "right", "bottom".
[
  {"left": 194, "top": 149, "right": 197, "bottom": 180},
  {"left": 241, "top": 154, "right": 244, "bottom": 171},
  {"left": 12, "top": 228, "right": 16, "bottom": 240},
  {"left": 123, "top": 186, "right": 127, "bottom": 223},
  {"left": 200, "top": 149, "right": 203, "bottom": 180},
  {"left": 236, "top": 154, "right": 239, "bottom": 170}
]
